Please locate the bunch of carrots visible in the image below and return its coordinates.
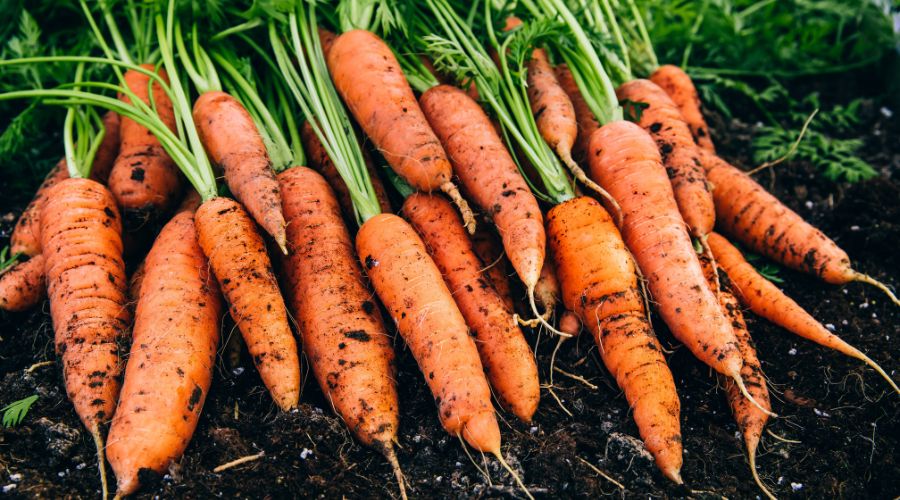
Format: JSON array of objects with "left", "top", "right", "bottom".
[{"left": 0, "top": 1, "right": 896, "bottom": 498}]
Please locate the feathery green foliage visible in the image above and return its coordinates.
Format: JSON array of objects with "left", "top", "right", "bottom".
[{"left": 2, "top": 395, "right": 38, "bottom": 428}]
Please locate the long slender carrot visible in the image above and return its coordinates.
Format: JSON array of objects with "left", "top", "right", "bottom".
[
  {"left": 650, "top": 65, "right": 716, "bottom": 153},
  {"left": 471, "top": 224, "right": 516, "bottom": 312},
  {"left": 701, "top": 150, "right": 899, "bottom": 305},
  {"left": 106, "top": 209, "right": 223, "bottom": 496},
  {"left": 548, "top": 195, "right": 683, "bottom": 483},
  {"left": 194, "top": 197, "right": 301, "bottom": 409},
  {"left": 327, "top": 30, "right": 475, "bottom": 232},
  {"left": 0, "top": 255, "right": 45, "bottom": 312},
  {"left": 193, "top": 91, "right": 288, "bottom": 252},
  {"left": 418, "top": 84, "right": 545, "bottom": 300},
  {"left": 708, "top": 232, "right": 899, "bottom": 393},
  {"left": 616, "top": 79, "right": 715, "bottom": 239},
  {"left": 403, "top": 192, "right": 540, "bottom": 422},
  {"left": 109, "top": 65, "right": 182, "bottom": 226},
  {"left": 554, "top": 63, "right": 600, "bottom": 164}
]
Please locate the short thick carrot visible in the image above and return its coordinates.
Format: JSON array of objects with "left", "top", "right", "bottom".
[
  {"left": 554, "top": 64, "right": 600, "bottom": 163},
  {"left": 356, "top": 213, "right": 500, "bottom": 452},
  {"left": 109, "top": 65, "right": 182, "bottom": 226},
  {"left": 0, "top": 255, "right": 45, "bottom": 312},
  {"left": 548, "top": 195, "right": 683, "bottom": 483},
  {"left": 193, "top": 91, "right": 287, "bottom": 251},
  {"left": 588, "top": 121, "right": 743, "bottom": 380},
  {"left": 650, "top": 65, "right": 715, "bottom": 153},
  {"left": 403, "top": 193, "right": 540, "bottom": 422},
  {"left": 708, "top": 232, "right": 899, "bottom": 393},
  {"left": 419, "top": 84, "right": 545, "bottom": 290},
  {"left": 107, "top": 210, "right": 223, "bottom": 496},
  {"left": 195, "top": 197, "right": 301, "bottom": 409},
  {"left": 327, "top": 30, "right": 474, "bottom": 231},
  {"left": 279, "top": 167, "right": 398, "bottom": 447},
  {"left": 617, "top": 79, "right": 715, "bottom": 238}
]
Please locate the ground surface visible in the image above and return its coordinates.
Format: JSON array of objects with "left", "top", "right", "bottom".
[{"left": 0, "top": 75, "right": 898, "bottom": 499}]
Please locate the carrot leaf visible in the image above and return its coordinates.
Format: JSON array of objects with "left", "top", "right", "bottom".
[{"left": 2, "top": 395, "right": 38, "bottom": 428}]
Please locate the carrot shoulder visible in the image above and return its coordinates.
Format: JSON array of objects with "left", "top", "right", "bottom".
[
  {"left": 0, "top": 255, "right": 46, "bottom": 312},
  {"left": 650, "top": 65, "right": 716, "bottom": 153},
  {"left": 107, "top": 210, "right": 223, "bottom": 496}
]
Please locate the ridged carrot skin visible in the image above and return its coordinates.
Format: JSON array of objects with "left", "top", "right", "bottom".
[
  {"left": 419, "top": 84, "right": 545, "bottom": 289},
  {"left": 403, "top": 193, "right": 540, "bottom": 422},
  {"left": 107, "top": 210, "right": 223, "bottom": 496},
  {"left": 195, "top": 197, "right": 300, "bottom": 410},
  {"left": 41, "top": 177, "right": 130, "bottom": 431},
  {"left": 471, "top": 224, "right": 515, "bottom": 311},
  {"left": 650, "top": 65, "right": 715, "bottom": 153},
  {"left": 0, "top": 255, "right": 45, "bottom": 312},
  {"left": 617, "top": 79, "right": 715, "bottom": 237},
  {"left": 587, "top": 121, "right": 742, "bottom": 378},
  {"left": 554, "top": 64, "right": 600, "bottom": 163},
  {"left": 356, "top": 213, "right": 500, "bottom": 453},
  {"left": 548, "top": 196, "right": 683, "bottom": 483},
  {"left": 279, "top": 167, "right": 398, "bottom": 447},
  {"left": 110, "top": 65, "right": 182, "bottom": 226},
  {"left": 527, "top": 49, "right": 577, "bottom": 161},
  {"left": 193, "top": 91, "right": 287, "bottom": 251}
]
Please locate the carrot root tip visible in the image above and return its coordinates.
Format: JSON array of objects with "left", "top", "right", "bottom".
[
  {"left": 382, "top": 445, "right": 408, "bottom": 500},
  {"left": 527, "top": 287, "right": 570, "bottom": 338},
  {"left": 734, "top": 375, "right": 778, "bottom": 418},
  {"left": 493, "top": 452, "right": 534, "bottom": 500},
  {"left": 852, "top": 272, "right": 900, "bottom": 307},
  {"left": 91, "top": 426, "right": 109, "bottom": 500},
  {"left": 854, "top": 351, "right": 900, "bottom": 395},
  {"left": 440, "top": 182, "right": 477, "bottom": 235},
  {"left": 749, "top": 449, "right": 776, "bottom": 500}
]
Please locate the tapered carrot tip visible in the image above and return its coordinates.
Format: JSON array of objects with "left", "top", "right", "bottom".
[
  {"left": 662, "top": 467, "right": 683, "bottom": 485},
  {"left": 852, "top": 272, "right": 900, "bottom": 307},
  {"left": 461, "top": 412, "right": 501, "bottom": 453}
]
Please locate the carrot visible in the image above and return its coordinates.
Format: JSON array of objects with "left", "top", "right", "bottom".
[
  {"left": 554, "top": 63, "right": 600, "bottom": 164},
  {"left": 547, "top": 195, "right": 683, "bottom": 483},
  {"left": 109, "top": 65, "right": 182, "bottom": 226},
  {"left": 106, "top": 210, "right": 223, "bottom": 496},
  {"left": 327, "top": 30, "right": 475, "bottom": 232},
  {"left": 41, "top": 177, "right": 130, "bottom": 497},
  {"left": 558, "top": 309, "right": 581, "bottom": 338},
  {"left": 418, "top": 84, "right": 545, "bottom": 305},
  {"left": 194, "top": 197, "right": 301, "bottom": 409},
  {"left": 300, "top": 120, "right": 392, "bottom": 217},
  {"left": 587, "top": 120, "right": 768, "bottom": 413},
  {"left": 534, "top": 254, "right": 561, "bottom": 317},
  {"left": 650, "top": 65, "right": 716, "bottom": 153},
  {"left": 279, "top": 166, "right": 401, "bottom": 465},
  {"left": 471, "top": 224, "right": 515, "bottom": 312},
  {"left": 128, "top": 259, "right": 145, "bottom": 304},
  {"left": 701, "top": 150, "right": 899, "bottom": 305},
  {"left": 89, "top": 111, "right": 123, "bottom": 183},
  {"left": 708, "top": 232, "right": 899, "bottom": 393},
  {"left": 616, "top": 79, "right": 715, "bottom": 239},
  {"left": 0, "top": 255, "right": 45, "bottom": 312},
  {"left": 403, "top": 192, "right": 540, "bottom": 422}
]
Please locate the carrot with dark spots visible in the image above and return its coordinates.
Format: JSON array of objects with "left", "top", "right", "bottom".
[
  {"left": 554, "top": 64, "right": 600, "bottom": 164},
  {"left": 470, "top": 224, "right": 515, "bottom": 312},
  {"left": 650, "top": 65, "right": 716, "bottom": 153}
]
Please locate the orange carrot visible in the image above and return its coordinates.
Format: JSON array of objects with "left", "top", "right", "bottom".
[
  {"left": 193, "top": 91, "right": 288, "bottom": 252},
  {"left": 534, "top": 253, "right": 561, "bottom": 317},
  {"left": 109, "top": 65, "right": 182, "bottom": 226},
  {"left": 548, "top": 195, "right": 683, "bottom": 483},
  {"left": 557, "top": 309, "right": 581, "bottom": 338},
  {"left": 650, "top": 65, "right": 716, "bottom": 153},
  {"left": 554, "top": 64, "right": 600, "bottom": 164},
  {"left": 471, "top": 224, "right": 516, "bottom": 312},
  {"left": 106, "top": 209, "right": 223, "bottom": 496},
  {"left": 708, "top": 232, "right": 899, "bottom": 393},
  {"left": 194, "top": 197, "right": 301, "bottom": 409},
  {"left": 418, "top": 84, "right": 545, "bottom": 296},
  {"left": 617, "top": 79, "right": 715, "bottom": 239},
  {"left": 327, "top": 30, "right": 475, "bottom": 232},
  {"left": 403, "top": 192, "right": 540, "bottom": 422},
  {"left": 701, "top": 150, "right": 898, "bottom": 304},
  {"left": 0, "top": 255, "right": 45, "bottom": 312}
]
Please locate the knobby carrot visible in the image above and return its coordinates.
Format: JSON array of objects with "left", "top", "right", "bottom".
[
  {"left": 107, "top": 210, "right": 224, "bottom": 496},
  {"left": 0, "top": 255, "right": 45, "bottom": 312},
  {"left": 708, "top": 232, "right": 899, "bottom": 394},
  {"left": 327, "top": 30, "right": 475, "bottom": 232},
  {"left": 701, "top": 150, "right": 899, "bottom": 305},
  {"left": 554, "top": 64, "right": 600, "bottom": 164},
  {"left": 403, "top": 192, "right": 540, "bottom": 422},
  {"left": 650, "top": 65, "right": 715, "bottom": 153},
  {"left": 194, "top": 197, "right": 301, "bottom": 409},
  {"left": 548, "top": 195, "right": 683, "bottom": 483}
]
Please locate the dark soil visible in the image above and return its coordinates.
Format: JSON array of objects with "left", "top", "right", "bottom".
[{"left": 1, "top": 80, "right": 898, "bottom": 499}]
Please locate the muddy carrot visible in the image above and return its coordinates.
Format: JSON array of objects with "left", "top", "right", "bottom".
[
  {"left": 555, "top": 64, "right": 600, "bottom": 164},
  {"left": 471, "top": 224, "right": 516, "bottom": 311},
  {"left": 650, "top": 65, "right": 715, "bottom": 153}
]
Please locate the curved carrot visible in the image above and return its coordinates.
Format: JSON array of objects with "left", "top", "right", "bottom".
[
  {"left": 708, "top": 232, "right": 899, "bottom": 393},
  {"left": 617, "top": 79, "right": 715, "bottom": 238},
  {"left": 650, "top": 65, "right": 715, "bottom": 153},
  {"left": 195, "top": 197, "right": 301, "bottom": 410},
  {"left": 279, "top": 167, "right": 399, "bottom": 449},
  {"left": 548, "top": 195, "right": 683, "bottom": 483},
  {"left": 193, "top": 91, "right": 287, "bottom": 252},
  {"left": 356, "top": 213, "right": 500, "bottom": 453},
  {"left": 0, "top": 255, "right": 45, "bottom": 312},
  {"left": 403, "top": 193, "right": 540, "bottom": 422},
  {"left": 107, "top": 210, "right": 223, "bottom": 496},
  {"left": 554, "top": 64, "right": 600, "bottom": 164},
  {"left": 418, "top": 84, "right": 545, "bottom": 292},
  {"left": 327, "top": 30, "right": 474, "bottom": 232},
  {"left": 109, "top": 65, "right": 182, "bottom": 226}
]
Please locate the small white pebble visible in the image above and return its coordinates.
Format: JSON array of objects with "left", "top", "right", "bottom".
[
  {"left": 58, "top": 471, "right": 66, "bottom": 478},
  {"left": 2, "top": 485, "right": 16, "bottom": 494},
  {"left": 76, "top": 463, "right": 86, "bottom": 470},
  {"left": 413, "top": 435, "right": 421, "bottom": 443},
  {"left": 843, "top": 289, "right": 849, "bottom": 295},
  {"left": 455, "top": 462, "right": 463, "bottom": 468},
  {"left": 805, "top": 201, "right": 814, "bottom": 209},
  {"left": 860, "top": 302, "right": 869, "bottom": 309},
  {"left": 232, "top": 367, "right": 245, "bottom": 376},
  {"left": 299, "top": 448, "right": 313, "bottom": 459},
  {"left": 813, "top": 408, "right": 831, "bottom": 418},
  {"left": 529, "top": 426, "right": 538, "bottom": 434},
  {"left": 8, "top": 474, "right": 21, "bottom": 482},
  {"left": 880, "top": 107, "right": 893, "bottom": 118},
  {"left": 788, "top": 348, "right": 797, "bottom": 355},
  {"left": 734, "top": 431, "right": 741, "bottom": 440},
  {"left": 777, "top": 476, "right": 785, "bottom": 485},
  {"left": 825, "top": 323, "right": 836, "bottom": 331},
  {"left": 436, "top": 476, "right": 442, "bottom": 482},
  {"left": 872, "top": 313, "right": 877, "bottom": 319},
  {"left": 842, "top": 320, "right": 849, "bottom": 326},
  {"left": 791, "top": 483, "right": 804, "bottom": 492},
  {"left": 850, "top": 225, "right": 860, "bottom": 231}
]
